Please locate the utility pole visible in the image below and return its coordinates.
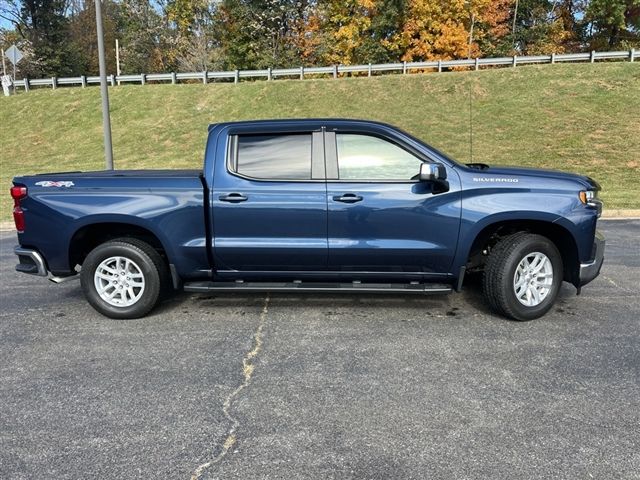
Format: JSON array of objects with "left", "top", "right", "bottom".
[{"left": 95, "top": 0, "right": 114, "bottom": 170}]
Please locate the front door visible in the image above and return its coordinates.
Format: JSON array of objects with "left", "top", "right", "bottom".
[
  {"left": 325, "top": 131, "right": 460, "bottom": 275},
  {"left": 211, "top": 130, "right": 327, "bottom": 272}
]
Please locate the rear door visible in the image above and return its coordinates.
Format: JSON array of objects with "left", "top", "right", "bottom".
[
  {"left": 211, "top": 128, "right": 328, "bottom": 272},
  {"left": 325, "top": 130, "right": 460, "bottom": 275}
]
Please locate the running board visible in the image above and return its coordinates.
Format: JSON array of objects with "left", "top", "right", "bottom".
[{"left": 183, "top": 280, "right": 452, "bottom": 295}]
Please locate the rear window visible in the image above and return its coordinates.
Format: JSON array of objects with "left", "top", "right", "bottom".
[{"left": 233, "top": 133, "right": 312, "bottom": 180}]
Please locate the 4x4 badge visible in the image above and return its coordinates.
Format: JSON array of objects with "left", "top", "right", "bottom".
[{"left": 35, "top": 181, "right": 75, "bottom": 188}]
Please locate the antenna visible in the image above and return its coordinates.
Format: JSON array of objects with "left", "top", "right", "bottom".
[
  {"left": 469, "top": 73, "right": 473, "bottom": 164},
  {"left": 467, "top": 4, "right": 474, "bottom": 164}
]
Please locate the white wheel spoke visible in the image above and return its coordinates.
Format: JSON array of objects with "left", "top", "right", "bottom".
[
  {"left": 94, "top": 256, "right": 145, "bottom": 308},
  {"left": 531, "top": 286, "right": 540, "bottom": 303},
  {"left": 532, "top": 259, "right": 547, "bottom": 274},
  {"left": 513, "top": 251, "right": 554, "bottom": 308}
]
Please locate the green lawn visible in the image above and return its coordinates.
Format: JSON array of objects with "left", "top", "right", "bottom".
[{"left": 1, "top": 62, "right": 639, "bottom": 220}]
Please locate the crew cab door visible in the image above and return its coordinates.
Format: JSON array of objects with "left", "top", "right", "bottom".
[
  {"left": 211, "top": 128, "right": 327, "bottom": 272},
  {"left": 325, "top": 130, "right": 461, "bottom": 275}
]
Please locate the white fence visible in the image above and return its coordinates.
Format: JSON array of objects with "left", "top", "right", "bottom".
[{"left": 11, "top": 49, "right": 637, "bottom": 92}]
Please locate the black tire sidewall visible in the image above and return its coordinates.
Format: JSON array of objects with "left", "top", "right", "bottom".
[
  {"left": 80, "top": 242, "right": 161, "bottom": 319},
  {"left": 501, "top": 236, "right": 563, "bottom": 321}
]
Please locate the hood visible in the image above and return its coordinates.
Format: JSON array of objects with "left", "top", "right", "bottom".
[{"left": 465, "top": 164, "right": 600, "bottom": 191}]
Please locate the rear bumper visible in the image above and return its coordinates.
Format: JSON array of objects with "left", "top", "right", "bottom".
[
  {"left": 578, "top": 230, "right": 605, "bottom": 286},
  {"left": 15, "top": 246, "right": 48, "bottom": 276}
]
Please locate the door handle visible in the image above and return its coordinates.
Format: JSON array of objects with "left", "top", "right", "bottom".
[
  {"left": 333, "top": 194, "right": 363, "bottom": 203},
  {"left": 219, "top": 193, "right": 248, "bottom": 203}
]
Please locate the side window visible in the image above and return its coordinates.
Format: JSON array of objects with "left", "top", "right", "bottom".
[
  {"left": 233, "top": 133, "right": 312, "bottom": 180},
  {"left": 336, "top": 133, "right": 423, "bottom": 181}
]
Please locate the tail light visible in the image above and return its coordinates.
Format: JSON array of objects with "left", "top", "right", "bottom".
[{"left": 10, "top": 185, "right": 27, "bottom": 233}]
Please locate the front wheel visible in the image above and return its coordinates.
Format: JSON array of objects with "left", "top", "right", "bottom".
[
  {"left": 80, "top": 238, "right": 168, "bottom": 319},
  {"left": 482, "top": 233, "right": 563, "bottom": 321}
]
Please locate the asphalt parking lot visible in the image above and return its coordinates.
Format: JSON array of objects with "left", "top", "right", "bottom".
[{"left": 1, "top": 220, "right": 639, "bottom": 479}]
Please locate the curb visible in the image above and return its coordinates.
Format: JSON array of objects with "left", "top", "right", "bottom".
[{"left": 601, "top": 209, "right": 640, "bottom": 219}]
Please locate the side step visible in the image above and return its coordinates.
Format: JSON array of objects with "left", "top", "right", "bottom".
[{"left": 183, "top": 280, "right": 452, "bottom": 295}]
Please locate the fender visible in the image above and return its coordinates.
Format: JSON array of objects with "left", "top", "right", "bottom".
[
  {"left": 450, "top": 210, "right": 582, "bottom": 279},
  {"left": 69, "top": 214, "right": 179, "bottom": 266}
]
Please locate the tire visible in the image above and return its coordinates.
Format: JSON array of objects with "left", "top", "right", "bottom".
[
  {"left": 482, "top": 232, "right": 563, "bottom": 321},
  {"left": 80, "top": 238, "right": 169, "bottom": 319}
]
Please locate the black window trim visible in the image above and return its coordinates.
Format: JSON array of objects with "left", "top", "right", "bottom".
[
  {"left": 226, "top": 130, "right": 325, "bottom": 183},
  {"left": 325, "top": 130, "right": 437, "bottom": 184}
]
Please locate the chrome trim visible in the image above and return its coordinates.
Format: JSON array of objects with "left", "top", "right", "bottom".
[
  {"left": 14, "top": 247, "right": 48, "bottom": 276},
  {"left": 49, "top": 275, "right": 79, "bottom": 284}
]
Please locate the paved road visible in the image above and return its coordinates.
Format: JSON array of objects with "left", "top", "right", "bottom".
[{"left": 1, "top": 221, "right": 639, "bottom": 480}]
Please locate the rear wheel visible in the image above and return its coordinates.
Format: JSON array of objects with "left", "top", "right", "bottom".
[
  {"left": 482, "top": 233, "right": 563, "bottom": 321},
  {"left": 80, "top": 238, "right": 169, "bottom": 319}
]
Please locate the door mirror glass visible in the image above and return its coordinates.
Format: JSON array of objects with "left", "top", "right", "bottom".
[{"left": 418, "top": 162, "right": 447, "bottom": 182}]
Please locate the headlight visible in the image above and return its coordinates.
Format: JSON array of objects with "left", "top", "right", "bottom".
[
  {"left": 579, "top": 190, "right": 603, "bottom": 217},
  {"left": 579, "top": 190, "right": 596, "bottom": 205}
]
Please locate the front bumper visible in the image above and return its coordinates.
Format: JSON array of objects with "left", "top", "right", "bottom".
[
  {"left": 578, "top": 230, "right": 605, "bottom": 286},
  {"left": 15, "top": 246, "right": 48, "bottom": 276}
]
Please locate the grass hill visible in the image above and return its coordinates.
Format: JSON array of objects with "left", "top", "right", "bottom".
[{"left": 1, "top": 62, "right": 639, "bottom": 220}]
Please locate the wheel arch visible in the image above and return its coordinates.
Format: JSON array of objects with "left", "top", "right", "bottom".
[
  {"left": 464, "top": 218, "right": 580, "bottom": 287},
  {"left": 68, "top": 220, "right": 173, "bottom": 272}
]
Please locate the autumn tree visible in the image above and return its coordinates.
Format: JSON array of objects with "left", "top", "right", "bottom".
[
  {"left": 510, "top": 0, "right": 575, "bottom": 54},
  {"left": 1, "top": 0, "right": 637, "bottom": 77},
  {"left": 471, "top": 0, "right": 514, "bottom": 57},
  {"left": 391, "top": 0, "right": 471, "bottom": 61},
  {"left": 314, "top": 0, "right": 403, "bottom": 65}
]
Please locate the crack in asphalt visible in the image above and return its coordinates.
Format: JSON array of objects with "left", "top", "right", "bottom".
[{"left": 190, "top": 294, "right": 271, "bottom": 480}]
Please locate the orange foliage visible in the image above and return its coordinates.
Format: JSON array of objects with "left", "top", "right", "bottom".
[{"left": 392, "top": 0, "right": 514, "bottom": 61}]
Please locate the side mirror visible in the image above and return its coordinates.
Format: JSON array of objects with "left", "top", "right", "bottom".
[{"left": 419, "top": 162, "right": 447, "bottom": 182}]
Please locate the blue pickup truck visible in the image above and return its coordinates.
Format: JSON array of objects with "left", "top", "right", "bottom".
[{"left": 12, "top": 119, "right": 604, "bottom": 321}]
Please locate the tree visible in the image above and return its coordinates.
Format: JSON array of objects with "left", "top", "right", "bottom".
[
  {"left": 586, "top": 0, "right": 640, "bottom": 49},
  {"left": 472, "top": 0, "right": 513, "bottom": 57},
  {"left": 509, "top": 0, "right": 575, "bottom": 54},
  {"left": 7, "top": 0, "right": 85, "bottom": 76},
  {"left": 391, "top": 0, "right": 472, "bottom": 61},
  {"left": 213, "top": 0, "right": 314, "bottom": 69},
  {"left": 317, "top": 0, "right": 404, "bottom": 64},
  {"left": 315, "top": 0, "right": 377, "bottom": 65},
  {"left": 118, "top": 0, "right": 171, "bottom": 73},
  {"left": 0, "top": 27, "right": 38, "bottom": 78},
  {"left": 67, "top": 0, "right": 121, "bottom": 75}
]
